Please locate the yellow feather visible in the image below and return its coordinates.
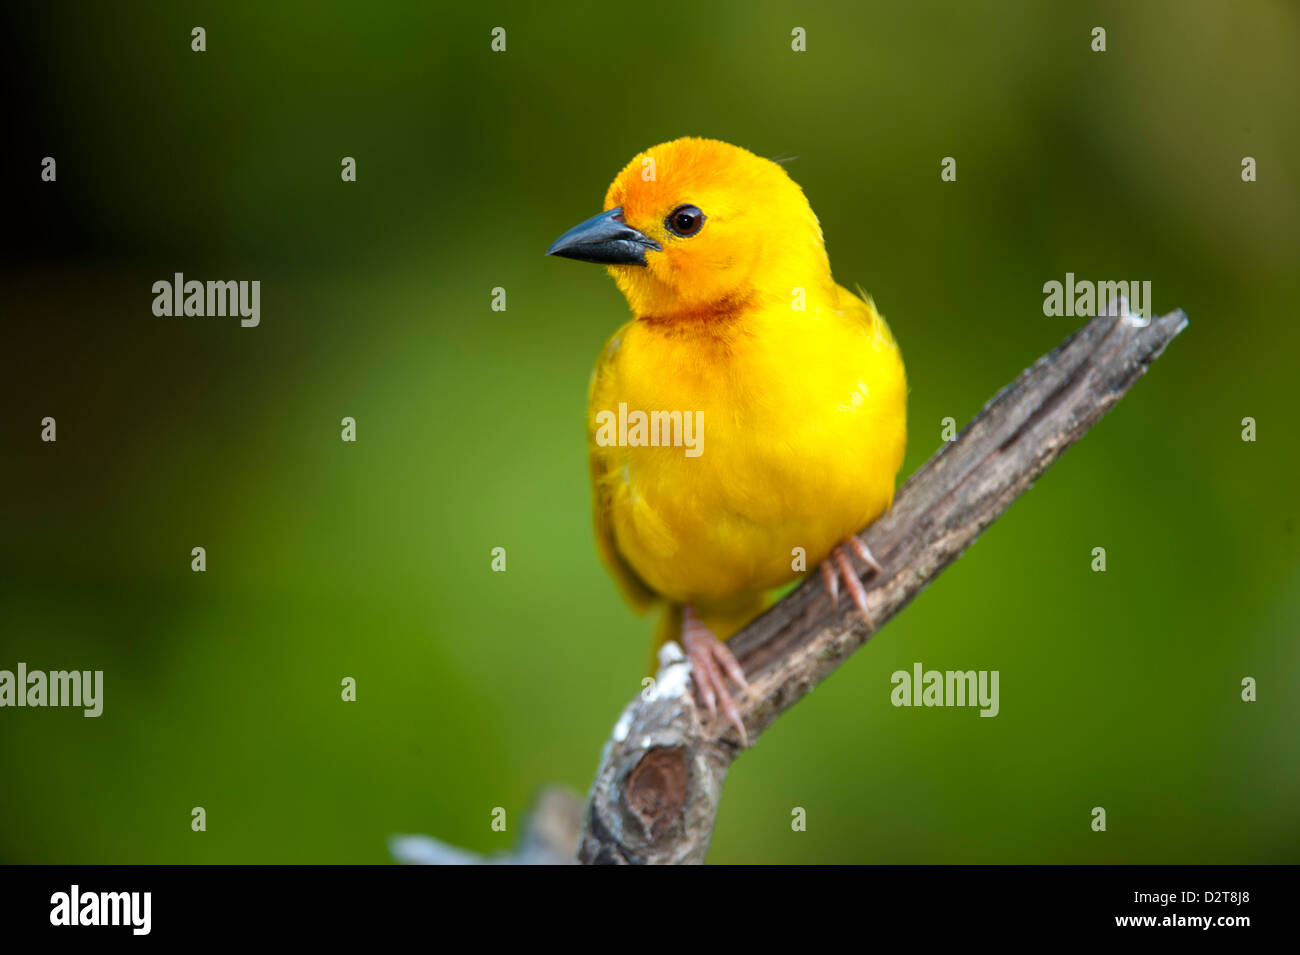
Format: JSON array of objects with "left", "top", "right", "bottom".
[{"left": 580, "top": 138, "right": 908, "bottom": 649}]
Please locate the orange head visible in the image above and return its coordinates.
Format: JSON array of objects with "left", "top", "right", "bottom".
[{"left": 547, "top": 138, "right": 831, "bottom": 319}]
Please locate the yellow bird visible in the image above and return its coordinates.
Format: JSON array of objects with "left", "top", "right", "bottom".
[{"left": 548, "top": 138, "right": 907, "bottom": 744}]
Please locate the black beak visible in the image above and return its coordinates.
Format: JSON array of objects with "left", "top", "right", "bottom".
[{"left": 546, "top": 207, "right": 662, "bottom": 267}]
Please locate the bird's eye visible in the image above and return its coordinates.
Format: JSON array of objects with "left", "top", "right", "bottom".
[{"left": 665, "top": 204, "right": 706, "bottom": 238}]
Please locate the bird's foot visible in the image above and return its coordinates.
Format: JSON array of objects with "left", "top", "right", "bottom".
[
  {"left": 819, "top": 537, "right": 883, "bottom": 628},
  {"left": 682, "top": 605, "right": 750, "bottom": 747}
]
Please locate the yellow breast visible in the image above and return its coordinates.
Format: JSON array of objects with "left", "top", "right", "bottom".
[{"left": 588, "top": 284, "right": 907, "bottom": 606}]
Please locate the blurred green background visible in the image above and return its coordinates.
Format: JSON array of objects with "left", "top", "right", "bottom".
[{"left": 2, "top": 0, "right": 1297, "bottom": 864}]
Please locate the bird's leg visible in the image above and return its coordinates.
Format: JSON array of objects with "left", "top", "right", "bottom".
[
  {"left": 820, "top": 536, "right": 883, "bottom": 627},
  {"left": 681, "top": 605, "right": 750, "bottom": 747}
]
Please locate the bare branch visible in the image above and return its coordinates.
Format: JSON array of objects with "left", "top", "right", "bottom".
[
  {"left": 579, "top": 308, "right": 1188, "bottom": 865},
  {"left": 392, "top": 786, "right": 583, "bottom": 865}
]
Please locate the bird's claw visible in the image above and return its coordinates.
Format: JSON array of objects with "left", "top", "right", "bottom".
[
  {"left": 682, "top": 606, "right": 750, "bottom": 747},
  {"left": 821, "top": 537, "right": 882, "bottom": 628}
]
